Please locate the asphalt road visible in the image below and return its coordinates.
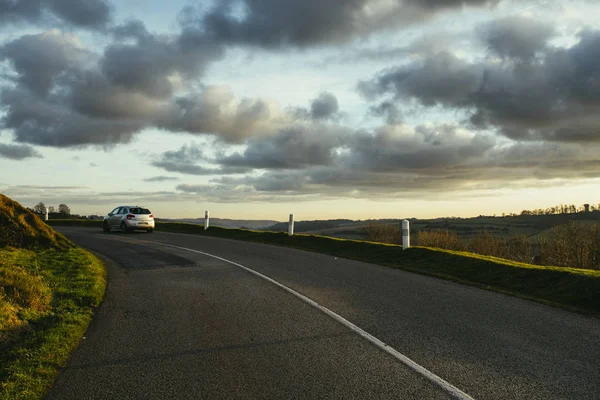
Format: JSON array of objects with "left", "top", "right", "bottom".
[{"left": 46, "top": 227, "right": 600, "bottom": 400}]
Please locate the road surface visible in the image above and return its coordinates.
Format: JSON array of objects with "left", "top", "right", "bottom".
[{"left": 46, "top": 227, "right": 600, "bottom": 400}]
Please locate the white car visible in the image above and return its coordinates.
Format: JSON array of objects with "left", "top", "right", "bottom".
[{"left": 103, "top": 206, "right": 155, "bottom": 233}]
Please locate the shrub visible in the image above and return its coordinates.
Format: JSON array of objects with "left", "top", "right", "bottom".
[
  {"left": 503, "top": 235, "right": 533, "bottom": 264},
  {"left": 417, "top": 230, "right": 464, "bottom": 250},
  {"left": 539, "top": 222, "right": 600, "bottom": 270},
  {"left": 467, "top": 231, "right": 503, "bottom": 256},
  {"left": 365, "top": 223, "right": 402, "bottom": 244},
  {"left": 417, "top": 223, "right": 600, "bottom": 270}
]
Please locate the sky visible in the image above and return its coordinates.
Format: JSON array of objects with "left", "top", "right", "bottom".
[{"left": 1, "top": 0, "right": 600, "bottom": 221}]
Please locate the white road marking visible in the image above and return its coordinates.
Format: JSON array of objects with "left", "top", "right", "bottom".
[{"left": 149, "top": 240, "right": 476, "bottom": 400}]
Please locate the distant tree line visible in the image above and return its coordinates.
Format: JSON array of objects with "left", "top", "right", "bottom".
[
  {"left": 516, "top": 203, "right": 598, "bottom": 217},
  {"left": 32, "top": 202, "right": 71, "bottom": 216}
]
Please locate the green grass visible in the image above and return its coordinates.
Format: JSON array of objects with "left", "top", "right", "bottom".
[
  {"left": 0, "top": 194, "right": 106, "bottom": 400},
  {"left": 0, "top": 247, "right": 106, "bottom": 400},
  {"left": 48, "top": 219, "right": 600, "bottom": 316}
]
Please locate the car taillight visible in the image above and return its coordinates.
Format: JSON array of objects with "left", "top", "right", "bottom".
[
  {"left": 149, "top": 214, "right": 153, "bottom": 219},
  {"left": 126, "top": 214, "right": 135, "bottom": 220}
]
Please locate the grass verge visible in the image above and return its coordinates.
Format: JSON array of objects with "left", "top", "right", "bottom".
[
  {"left": 1, "top": 194, "right": 106, "bottom": 399},
  {"left": 48, "top": 219, "right": 600, "bottom": 317},
  {"left": 0, "top": 246, "right": 106, "bottom": 400}
]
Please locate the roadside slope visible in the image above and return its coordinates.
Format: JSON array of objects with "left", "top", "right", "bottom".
[{"left": 0, "top": 194, "right": 106, "bottom": 400}]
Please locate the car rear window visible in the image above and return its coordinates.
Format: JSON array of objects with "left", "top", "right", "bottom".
[{"left": 130, "top": 208, "right": 151, "bottom": 214}]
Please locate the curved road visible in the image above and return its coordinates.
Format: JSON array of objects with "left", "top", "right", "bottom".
[{"left": 46, "top": 227, "right": 600, "bottom": 400}]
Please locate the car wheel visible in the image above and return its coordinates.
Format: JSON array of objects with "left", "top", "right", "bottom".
[
  {"left": 103, "top": 221, "right": 110, "bottom": 233},
  {"left": 120, "top": 222, "right": 129, "bottom": 233},
  {"left": 147, "top": 228, "right": 153, "bottom": 233}
]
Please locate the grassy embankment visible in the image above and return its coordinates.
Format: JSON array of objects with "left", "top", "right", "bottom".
[
  {"left": 48, "top": 219, "right": 600, "bottom": 316},
  {"left": 0, "top": 195, "right": 106, "bottom": 400}
]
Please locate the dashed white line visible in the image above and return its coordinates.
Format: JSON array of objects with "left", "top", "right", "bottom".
[{"left": 149, "top": 240, "right": 476, "bottom": 400}]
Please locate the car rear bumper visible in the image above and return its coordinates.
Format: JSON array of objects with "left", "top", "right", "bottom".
[{"left": 125, "top": 220, "right": 155, "bottom": 229}]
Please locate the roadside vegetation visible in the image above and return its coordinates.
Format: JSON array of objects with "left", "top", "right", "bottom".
[
  {"left": 361, "top": 222, "right": 600, "bottom": 271},
  {"left": 0, "top": 194, "right": 106, "bottom": 400},
  {"left": 48, "top": 218, "right": 600, "bottom": 316}
]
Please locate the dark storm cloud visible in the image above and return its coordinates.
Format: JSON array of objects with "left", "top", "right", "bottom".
[
  {"left": 368, "top": 101, "right": 402, "bottom": 124},
  {"left": 361, "top": 29, "right": 600, "bottom": 142},
  {"left": 0, "top": 0, "right": 112, "bottom": 28},
  {"left": 404, "top": 0, "right": 499, "bottom": 9},
  {"left": 359, "top": 51, "right": 483, "bottom": 106},
  {"left": 0, "top": 0, "right": 43, "bottom": 25},
  {"left": 0, "top": 30, "right": 150, "bottom": 147},
  {"left": 218, "top": 124, "right": 347, "bottom": 169},
  {"left": 311, "top": 92, "right": 339, "bottom": 120},
  {"left": 213, "top": 123, "right": 491, "bottom": 187},
  {"left": 143, "top": 176, "right": 180, "bottom": 182},
  {"left": 0, "top": 31, "right": 88, "bottom": 96},
  {"left": 155, "top": 142, "right": 204, "bottom": 164},
  {"left": 0, "top": 143, "right": 42, "bottom": 160},
  {"left": 0, "top": 24, "right": 248, "bottom": 148},
  {"left": 292, "top": 92, "right": 342, "bottom": 122},
  {"left": 480, "top": 15, "right": 555, "bottom": 61},
  {"left": 47, "top": 0, "right": 112, "bottom": 28},
  {"left": 151, "top": 143, "right": 250, "bottom": 176},
  {"left": 211, "top": 142, "right": 600, "bottom": 197},
  {"left": 202, "top": 0, "right": 371, "bottom": 47},
  {"left": 154, "top": 87, "right": 284, "bottom": 142},
  {"left": 200, "top": 0, "right": 499, "bottom": 47},
  {"left": 151, "top": 161, "right": 216, "bottom": 175},
  {"left": 207, "top": 121, "right": 599, "bottom": 196},
  {"left": 238, "top": 170, "right": 312, "bottom": 192},
  {"left": 65, "top": 69, "right": 162, "bottom": 120},
  {"left": 340, "top": 124, "right": 496, "bottom": 172},
  {"left": 198, "top": 117, "right": 600, "bottom": 200},
  {"left": 316, "top": 30, "right": 472, "bottom": 67},
  {"left": 472, "top": 30, "right": 600, "bottom": 142},
  {"left": 175, "top": 184, "right": 215, "bottom": 193},
  {"left": 101, "top": 20, "right": 223, "bottom": 99},
  {"left": 1, "top": 88, "right": 143, "bottom": 147},
  {"left": 14, "top": 185, "right": 84, "bottom": 189},
  {"left": 210, "top": 167, "right": 475, "bottom": 197}
]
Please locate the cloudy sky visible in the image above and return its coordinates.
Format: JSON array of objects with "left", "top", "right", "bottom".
[{"left": 1, "top": 0, "right": 599, "bottom": 220}]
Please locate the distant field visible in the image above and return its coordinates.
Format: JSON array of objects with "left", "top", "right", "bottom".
[
  {"left": 302, "top": 213, "right": 600, "bottom": 242},
  {"left": 303, "top": 224, "right": 368, "bottom": 240}
]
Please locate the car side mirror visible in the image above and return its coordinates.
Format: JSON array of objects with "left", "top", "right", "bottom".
[{"left": 108, "top": 213, "right": 113, "bottom": 217}]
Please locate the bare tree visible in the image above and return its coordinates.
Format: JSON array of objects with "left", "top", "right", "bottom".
[
  {"left": 48, "top": 206, "right": 55, "bottom": 213},
  {"left": 33, "top": 202, "right": 46, "bottom": 214},
  {"left": 58, "top": 204, "right": 71, "bottom": 215}
]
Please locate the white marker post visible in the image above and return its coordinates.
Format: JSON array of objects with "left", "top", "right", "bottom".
[
  {"left": 288, "top": 214, "right": 294, "bottom": 236},
  {"left": 45, "top": 207, "right": 49, "bottom": 222},
  {"left": 402, "top": 219, "right": 410, "bottom": 250},
  {"left": 204, "top": 210, "right": 209, "bottom": 230}
]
